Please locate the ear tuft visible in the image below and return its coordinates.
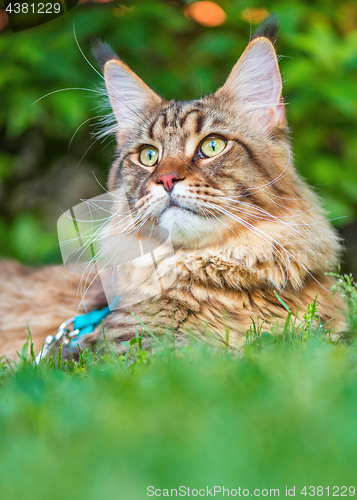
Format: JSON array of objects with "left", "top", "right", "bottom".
[
  {"left": 91, "top": 39, "right": 119, "bottom": 71},
  {"left": 251, "top": 13, "right": 279, "bottom": 44}
]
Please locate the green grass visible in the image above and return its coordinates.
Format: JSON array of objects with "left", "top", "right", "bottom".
[{"left": 1, "top": 275, "right": 357, "bottom": 500}]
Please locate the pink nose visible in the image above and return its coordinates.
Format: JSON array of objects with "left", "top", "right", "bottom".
[{"left": 156, "top": 173, "right": 182, "bottom": 192}]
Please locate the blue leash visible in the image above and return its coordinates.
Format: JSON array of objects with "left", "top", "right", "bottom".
[
  {"left": 35, "top": 296, "right": 119, "bottom": 363},
  {"left": 72, "top": 296, "right": 119, "bottom": 339}
]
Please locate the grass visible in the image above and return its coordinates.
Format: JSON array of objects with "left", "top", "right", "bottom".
[{"left": 0, "top": 274, "right": 357, "bottom": 499}]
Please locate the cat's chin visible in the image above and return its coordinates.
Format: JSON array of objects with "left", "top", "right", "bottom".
[{"left": 159, "top": 205, "right": 218, "bottom": 248}]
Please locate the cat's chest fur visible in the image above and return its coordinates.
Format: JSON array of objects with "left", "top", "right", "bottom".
[{"left": 98, "top": 225, "right": 345, "bottom": 350}]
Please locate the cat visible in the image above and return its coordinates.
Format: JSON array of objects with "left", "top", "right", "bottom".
[{"left": 0, "top": 18, "right": 345, "bottom": 361}]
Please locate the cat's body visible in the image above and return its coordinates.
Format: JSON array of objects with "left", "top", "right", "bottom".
[
  {"left": 98, "top": 97, "right": 344, "bottom": 349},
  {"left": 0, "top": 19, "right": 345, "bottom": 360}
]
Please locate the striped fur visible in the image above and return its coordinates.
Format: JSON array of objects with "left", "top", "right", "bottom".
[
  {"left": 96, "top": 29, "right": 345, "bottom": 350},
  {"left": 0, "top": 22, "right": 345, "bottom": 359}
]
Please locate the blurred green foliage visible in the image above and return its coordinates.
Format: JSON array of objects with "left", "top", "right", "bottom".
[
  {"left": 0, "top": 0, "right": 357, "bottom": 266},
  {"left": 1, "top": 335, "right": 357, "bottom": 499}
]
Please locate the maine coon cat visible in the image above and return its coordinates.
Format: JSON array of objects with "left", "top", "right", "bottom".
[{"left": 0, "top": 19, "right": 345, "bottom": 360}]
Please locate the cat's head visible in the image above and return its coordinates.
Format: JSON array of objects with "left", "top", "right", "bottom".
[{"left": 95, "top": 22, "right": 296, "bottom": 250}]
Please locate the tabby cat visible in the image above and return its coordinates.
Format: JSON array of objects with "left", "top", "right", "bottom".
[{"left": 0, "top": 19, "right": 345, "bottom": 360}]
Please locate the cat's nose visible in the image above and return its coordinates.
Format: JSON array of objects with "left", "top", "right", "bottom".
[{"left": 156, "top": 172, "right": 183, "bottom": 192}]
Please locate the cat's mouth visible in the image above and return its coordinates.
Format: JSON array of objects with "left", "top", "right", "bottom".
[
  {"left": 165, "top": 199, "right": 201, "bottom": 216},
  {"left": 167, "top": 201, "right": 179, "bottom": 209},
  {"left": 159, "top": 196, "right": 218, "bottom": 247}
]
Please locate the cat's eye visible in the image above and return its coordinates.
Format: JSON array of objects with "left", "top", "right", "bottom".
[
  {"left": 199, "top": 136, "right": 226, "bottom": 158},
  {"left": 140, "top": 146, "right": 159, "bottom": 167}
]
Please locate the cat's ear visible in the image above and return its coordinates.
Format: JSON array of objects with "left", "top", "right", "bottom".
[
  {"left": 217, "top": 37, "right": 284, "bottom": 130},
  {"left": 103, "top": 58, "right": 161, "bottom": 144}
]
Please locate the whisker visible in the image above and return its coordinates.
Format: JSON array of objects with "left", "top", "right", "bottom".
[
  {"left": 73, "top": 25, "right": 151, "bottom": 130},
  {"left": 76, "top": 210, "right": 152, "bottom": 311},
  {"left": 208, "top": 201, "right": 328, "bottom": 292},
  {"left": 215, "top": 196, "right": 305, "bottom": 237},
  {"left": 31, "top": 87, "right": 109, "bottom": 106},
  {"left": 206, "top": 201, "right": 290, "bottom": 286},
  {"left": 68, "top": 115, "right": 103, "bottom": 150},
  {"left": 241, "top": 139, "right": 291, "bottom": 196}
]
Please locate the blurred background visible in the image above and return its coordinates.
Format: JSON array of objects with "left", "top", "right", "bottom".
[{"left": 0, "top": 0, "right": 356, "bottom": 273}]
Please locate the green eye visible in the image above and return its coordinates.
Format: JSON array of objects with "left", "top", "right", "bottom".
[
  {"left": 200, "top": 136, "right": 226, "bottom": 158},
  {"left": 140, "top": 146, "right": 159, "bottom": 167}
]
